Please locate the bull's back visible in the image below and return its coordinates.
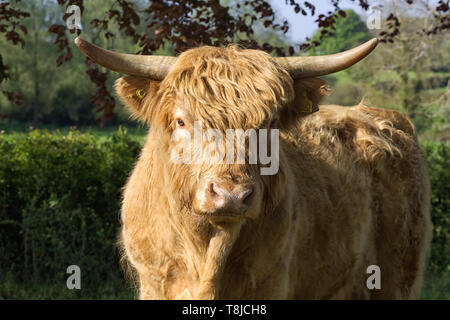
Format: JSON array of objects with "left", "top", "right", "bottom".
[
  {"left": 353, "top": 105, "right": 432, "bottom": 299},
  {"left": 288, "top": 104, "right": 432, "bottom": 299}
]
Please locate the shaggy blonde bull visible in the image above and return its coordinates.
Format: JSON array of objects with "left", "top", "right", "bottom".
[{"left": 76, "top": 38, "right": 432, "bottom": 299}]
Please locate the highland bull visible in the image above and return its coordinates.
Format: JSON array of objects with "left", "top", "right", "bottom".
[{"left": 75, "top": 37, "right": 432, "bottom": 299}]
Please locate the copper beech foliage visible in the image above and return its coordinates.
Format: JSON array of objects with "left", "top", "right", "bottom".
[
  {"left": 0, "top": 0, "right": 449, "bottom": 122},
  {"left": 0, "top": 0, "right": 29, "bottom": 106}
]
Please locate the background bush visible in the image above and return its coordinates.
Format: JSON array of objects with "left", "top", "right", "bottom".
[
  {"left": 0, "top": 128, "right": 142, "bottom": 298},
  {"left": 422, "top": 142, "right": 450, "bottom": 275},
  {"left": 0, "top": 129, "right": 448, "bottom": 299}
]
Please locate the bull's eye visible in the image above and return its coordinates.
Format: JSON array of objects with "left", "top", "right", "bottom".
[{"left": 177, "top": 119, "right": 185, "bottom": 127}]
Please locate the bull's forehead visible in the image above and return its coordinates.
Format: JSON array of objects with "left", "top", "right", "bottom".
[
  {"left": 173, "top": 97, "right": 270, "bottom": 132},
  {"left": 162, "top": 45, "right": 294, "bottom": 130}
]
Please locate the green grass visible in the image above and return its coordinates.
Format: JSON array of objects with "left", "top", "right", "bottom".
[
  {"left": 0, "top": 123, "right": 148, "bottom": 147},
  {"left": 0, "top": 121, "right": 148, "bottom": 138},
  {"left": 1, "top": 271, "right": 447, "bottom": 300},
  {"left": 1, "top": 264, "right": 447, "bottom": 299},
  {"left": 0, "top": 271, "right": 136, "bottom": 300},
  {"left": 421, "top": 271, "right": 450, "bottom": 300}
]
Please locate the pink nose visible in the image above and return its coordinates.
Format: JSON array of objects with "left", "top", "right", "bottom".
[{"left": 207, "top": 182, "right": 254, "bottom": 214}]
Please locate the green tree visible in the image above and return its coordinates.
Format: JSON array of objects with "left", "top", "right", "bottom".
[
  {"left": 309, "top": 10, "right": 371, "bottom": 55},
  {"left": 0, "top": 0, "right": 156, "bottom": 127},
  {"left": 321, "top": 4, "right": 450, "bottom": 141}
]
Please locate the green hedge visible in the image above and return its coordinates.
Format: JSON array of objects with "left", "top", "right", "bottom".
[
  {"left": 0, "top": 129, "right": 448, "bottom": 298},
  {"left": 0, "top": 128, "right": 142, "bottom": 298},
  {"left": 422, "top": 141, "right": 450, "bottom": 275}
]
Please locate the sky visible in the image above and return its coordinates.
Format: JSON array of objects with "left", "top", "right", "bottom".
[
  {"left": 271, "top": 0, "right": 443, "bottom": 44},
  {"left": 271, "top": 1, "right": 368, "bottom": 43}
]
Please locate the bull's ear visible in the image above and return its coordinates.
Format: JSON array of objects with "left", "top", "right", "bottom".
[
  {"left": 114, "top": 76, "right": 160, "bottom": 121},
  {"left": 292, "top": 78, "right": 329, "bottom": 113},
  {"left": 280, "top": 78, "right": 329, "bottom": 128}
]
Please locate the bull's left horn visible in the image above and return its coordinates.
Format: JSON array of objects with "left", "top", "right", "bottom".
[
  {"left": 74, "top": 37, "right": 176, "bottom": 80},
  {"left": 276, "top": 38, "right": 378, "bottom": 79}
]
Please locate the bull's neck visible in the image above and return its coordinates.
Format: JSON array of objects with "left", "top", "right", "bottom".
[
  {"left": 165, "top": 207, "right": 244, "bottom": 299},
  {"left": 146, "top": 139, "right": 243, "bottom": 299},
  {"left": 191, "top": 223, "right": 243, "bottom": 299}
]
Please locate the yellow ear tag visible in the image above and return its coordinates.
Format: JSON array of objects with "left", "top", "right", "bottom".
[{"left": 136, "top": 89, "right": 145, "bottom": 99}]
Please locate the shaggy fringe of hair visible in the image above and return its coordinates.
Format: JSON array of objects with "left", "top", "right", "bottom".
[{"left": 154, "top": 44, "right": 294, "bottom": 132}]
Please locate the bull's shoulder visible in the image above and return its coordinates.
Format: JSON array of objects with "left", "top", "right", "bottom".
[
  {"left": 292, "top": 104, "right": 420, "bottom": 166},
  {"left": 354, "top": 105, "right": 416, "bottom": 137},
  {"left": 317, "top": 104, "right": 416, "bottom": 136}
]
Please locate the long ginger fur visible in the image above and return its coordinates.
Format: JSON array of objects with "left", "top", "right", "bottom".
[{"left": 116, "top": 45, "right": 432, "bottom": 299}]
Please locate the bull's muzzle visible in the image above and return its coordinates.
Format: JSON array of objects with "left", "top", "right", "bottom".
[{"left": 194, "top": 180, "right": 256, "bottom": 222}]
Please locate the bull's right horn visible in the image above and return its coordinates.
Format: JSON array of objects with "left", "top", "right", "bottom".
[
  {"left": 277, "top": 38, "right": 379, "bottom": 79},
  {"left": 75, "top": 37, "right": 176, "bottom": 80}
]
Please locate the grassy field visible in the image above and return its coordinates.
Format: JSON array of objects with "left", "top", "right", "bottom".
[
  {"left": 0, "top": 121, "right": 149, "bottom": 138},
  {"left": 2, "top": 269, "right": 448, "bottom": 299},
  {"left": 1, "top": 276, "right": 135, "bottom": 300}
]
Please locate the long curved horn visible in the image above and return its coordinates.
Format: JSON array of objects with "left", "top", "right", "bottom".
[
  {"left": 74, "top": 37, "right": 176, "bottom": 80},
  {"left": 277, "top": 38, "right": 378, "bottom": 79}
]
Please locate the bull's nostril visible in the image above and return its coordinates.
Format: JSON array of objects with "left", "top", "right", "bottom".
[
  {"left": 209, "top": 182, "right": 219, "bottom": 197},
  {"left": 206, "top": 182, "right": 254, "bottom": 213}
]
